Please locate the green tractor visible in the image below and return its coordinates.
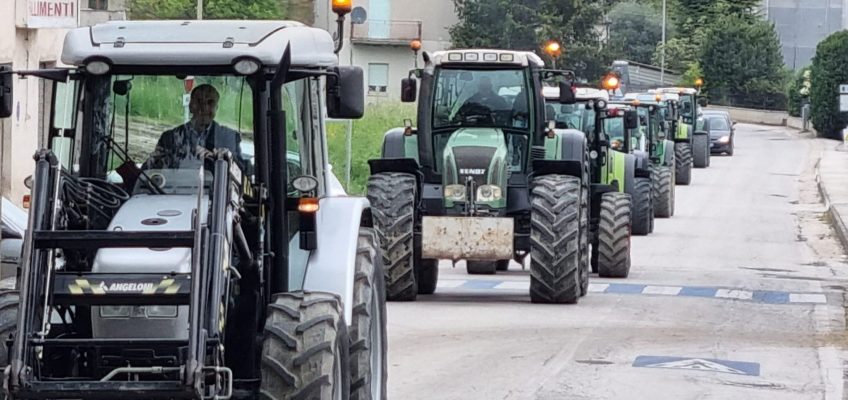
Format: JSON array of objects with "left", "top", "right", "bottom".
[
  {"left": 543, "top": 86, "right": 637, "bottom": 271},
  {"left": 366, "top": 49, "right": 593, "bottom": 304},
  {"left": 614, "top": 95, "right": 678, "bottom": 218},
  {"left": 654, "top": 88, "right": 710, "bottom": 184}
]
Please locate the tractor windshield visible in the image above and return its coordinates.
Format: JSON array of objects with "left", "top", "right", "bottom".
[
  {"left": 547, "top": 102, "right": 586, "bottom": 131},
  {"left": 603, "top": 116, "right": 626, "bottom": 151},
  {"left": 432, "top": 68, "right": 531, "bottom": 130},
  {"left": 73, "top": 75, "right": 308, "bottom": 195}
]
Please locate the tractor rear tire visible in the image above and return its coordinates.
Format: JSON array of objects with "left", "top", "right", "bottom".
[
  {"left": 466, "top": 261, "right": 496, "bottom": 275},
  {"left": 496, "top": 260, "right": 510, "bottom": 272},
  {"left": 597, "top": 192, "right": 632, "bottom": 278},
  {"left": 629, "top": 177, "right": 653, "bottom": 236},
  {"left": 261, "top": 292, "right": 349, "bottom": 400},
  {"left": 529, "top": 175, "right": 583, "bottom": 304},
  {"left": 0, "top": 290, "right": 19, "bottom": 400},
  {"left": 417, "top": 259, "right": 439, "bottom": 295},
  {"left": 366, "top": 172, "right": 417, "bottom": 301},
  {"left": 651, "top": 165, "right": 675, "bottom": 218},
  {"left": 674, "top": 143, "right": 692, "bottom": 185},
  {"left": 349, "top": 228, "right": 388, "bottom": 400},
  {"left": 693, "top": 134, "right": 710, "bottom": 168}
]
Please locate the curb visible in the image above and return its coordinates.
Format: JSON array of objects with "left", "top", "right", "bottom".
[{"left": 816, "top": 158, "right": 848, "bottom": 252}]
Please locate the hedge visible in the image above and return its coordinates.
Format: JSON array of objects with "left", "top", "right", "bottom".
[{"left": 810, "top": 30, "right": 848, "bottom": 139}]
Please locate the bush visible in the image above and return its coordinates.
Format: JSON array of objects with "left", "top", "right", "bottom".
[
  {"left": 326, "top": 102, "right": 415, "bottom": 194},
  {"left": 810, "top": 31, "right": 848, "bottom": 139},
  {"left": 787, "top": 67, "right": 811, "bottom": 117}
]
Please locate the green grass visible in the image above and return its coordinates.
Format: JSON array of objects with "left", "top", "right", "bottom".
[{"left": 326, "top": 102, "right": 415, "bottom": 194}]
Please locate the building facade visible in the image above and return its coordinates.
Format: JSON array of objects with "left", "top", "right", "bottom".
[
  {"left": 315, "top": 0, "right": 457, "bottom": 101},
  {"left": 0, "top": 0, "right": 125, "bottom": 207},
  {"left": 763, "top": 0, "right": 848, "bottom": 69}
]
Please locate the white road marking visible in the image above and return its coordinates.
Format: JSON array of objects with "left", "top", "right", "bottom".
[
  {"left": 715, "top": 289, "right": 754, "bottom": 300},
  {"left": 818, "top": 346, "right": 844, "bottom": 400},
  {"left": 587, "top": 283, "right": 609, "bottom": 293},
  {"left": 789, "top": 293, "right": 827, "bottom": 304},
  {"left": 642, "top": 285, "right": 682, "bottom": 296},
  {"left": 494, "top": 281, "right": 529, "bottom": 290}
]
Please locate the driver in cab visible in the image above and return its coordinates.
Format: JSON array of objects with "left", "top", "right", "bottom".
[
  {"left": 464, "top": 76, "right": 508, "bottom": 114},
  {"left": 144, "top": 84, "right": 245, "bottom": 170}
]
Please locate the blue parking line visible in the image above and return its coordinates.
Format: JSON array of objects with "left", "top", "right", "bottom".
[
  {"left": 679, "top": 286, "right": 718, "bottom": 298},
  {"left": 606, "top": 283, "right": 646, "bottom": 294},
  {"left": 460, "top": 280, "right": 501, "bottom": 290},
  {"left": 752, "top": 290, "right": 790, "bottom": 304}
]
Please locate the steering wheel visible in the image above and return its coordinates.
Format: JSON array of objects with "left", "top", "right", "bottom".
[{"left": 453, "top": 103, "right": 495, "bottom": 126}]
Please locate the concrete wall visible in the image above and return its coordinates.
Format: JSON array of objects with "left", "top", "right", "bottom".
[
  {"left": 316, "top": 0, "right": 456, "bottom": 101},
  {"left": 706, "top": 105, "right": 789, "bottom": 126}
]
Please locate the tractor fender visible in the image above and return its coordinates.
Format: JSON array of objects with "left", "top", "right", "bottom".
[
  {"left": 532, "top": 129, "right": 587, "bottom": 179},
  {"left": 301, "top": 196, "right": 371, "bottom": 325},
  {"left": 632, "top": 150, "right": 651, "bottom": 177},
  {"left": 663, "top": 140, "right": 675, "bottom": 166},
  {"left": 381, "top": 127, "right": 419, "bottom": 161},
  {"left": 623, "top": 153, "right": 637, "bottom": 195}
]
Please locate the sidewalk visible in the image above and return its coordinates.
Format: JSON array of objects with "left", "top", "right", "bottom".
[{"left": 817, "top": 142, "right": 848, "bottom": 251}]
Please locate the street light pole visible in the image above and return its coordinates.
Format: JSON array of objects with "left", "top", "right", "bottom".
[
  {"left": 197, "top": 0, "right": 203, "bottom": 20},
  {"left": 660, "top": 0, "right": 666, "bottom": 83}
]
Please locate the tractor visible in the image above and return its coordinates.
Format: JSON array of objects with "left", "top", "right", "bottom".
[
  {"left": 0, "top": 12, "right": 389, "bottom": 400},
  {"left": 366, "top": 49, "right": 592, "bottom": 304},
  {"left": 543, "top": 86, "right": 636, "bottom": 274},
  {"left": 614, "top": 94, "right": 677, "bottom": 218},
  {"left": 654, "top": 87, "right": 710, "bottom": 184}
]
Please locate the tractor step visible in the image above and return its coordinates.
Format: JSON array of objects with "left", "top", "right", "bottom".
[
  {"left": 52, "top": 273, "right": 191, "bottom": 305},
  {"left": 33, "top": 230, "right": 195, "bottom": 249}
]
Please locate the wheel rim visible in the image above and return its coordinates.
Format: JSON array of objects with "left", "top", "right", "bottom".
[{"left": 369, "top": 288, "right": 383, "bottom": 399}]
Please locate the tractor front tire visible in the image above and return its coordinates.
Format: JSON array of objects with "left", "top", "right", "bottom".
[
  {"left": 366, "top": 172, "right": 417, "bottom": 301},
  {"left": 674, "top": 143, "right": 693, "bottom": 185},
  {"left": 417, "top": 259, "right": 439, "bottom": 295},
  {"left": 651, "top": 165, "right": 675, "bottom": 218},
  {"left": 693, "top": 134, "right": 710, "bottom": 168},
  {"left": 597, "top": 192, "right": 632, "bottom": 278},
  {"left": 630, "top": 177, "right": 653, "bottom": 236},
  {"left": 0, "top": 290, "right": 19, "bottom": 400},
  {"left": 349, "top": 228, "right": 388, "bottom": 400},
  {"left": 261, "top": 292, "right": 349, "bottom": 400},
  {"left": 466, "top": 261, "right": 496, "bottom": 275},
  {"left": 529, "top": 175, "right": 583, "bottom": 304}
]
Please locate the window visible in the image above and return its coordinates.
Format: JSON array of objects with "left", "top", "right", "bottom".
[
  {"left": 89, "top": 0, "right": 107, "bottom": 10},
  {"left": 368, "top": 63, "right": 389, "bottom": 93}
]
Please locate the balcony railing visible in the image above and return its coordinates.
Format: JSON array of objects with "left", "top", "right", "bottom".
[{"left": 351, "top": 19, "right": 422, "bottom": 45}]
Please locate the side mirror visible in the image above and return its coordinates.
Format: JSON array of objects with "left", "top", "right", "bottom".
[
  {"left": 0, "top": 67, "right": 12, "bottom": 119},
  {"left": 401, "top": 77, "right": 417, "bottom": 103},
  {"left": 623, "top": 110, "right": 639, "bottom": 130},
  {"left": 327, "top": 66, "right": 365, "bottom": 119},
  {"left": 558, "top": 81, "right": 576, "bottom": 105}
]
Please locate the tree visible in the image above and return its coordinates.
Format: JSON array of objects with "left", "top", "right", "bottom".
[
  {"left": 699, "top": 14, "right": 785, "bottom": 108},
  {"left": 449, "top": 0, "right": 540, "bottom": 50},
  {"left": 607, "top": 1, "right": 666, "bottom": 65},
  {"left": 810, "top": 30, "right": 848, "bottom": 139},
  {"left": 787, "top": 67, "right": 811, "bottom": 117},
  {"left": 129, "top": 0, "right": 287, "bottom": 20}
]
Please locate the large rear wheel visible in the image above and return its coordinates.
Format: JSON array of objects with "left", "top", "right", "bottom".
[
  {"left": 496, "top": 260, "right": 510, "bottom": 272},
  {"left": 349, "top": 228, "right": 388, "bottom": 400},
  {"left": 597, "top": 192, "right": 632, "bottom": 278},
  {"left": 674, "top": 143, "right": 692, "bottom": 185},
  {"left": 260, "top": 292, "right": 349, "bottom": 400},
  {"left": 529, "top": 175, "right": 583, "bottom": 304},
  {"left": 0, "top": 290, "right": 19, "bottom": 400},
  {"left": 366, "top": 173, "right": 417, "bottom": 301},
  {"left": 693, "top": 134, "right": 710, "bottom": 168},
  {"left": 629, "top": 177, "right": 653, "bottom": 236},
  {"left": 416, "top": 259, "right": 439, "bottom": 295},
  {"left": 466, "top": 261, "right": 496, "bottom": 275},
  {"left": 651, "top": 165, "right": 675, "bottom": 218}
]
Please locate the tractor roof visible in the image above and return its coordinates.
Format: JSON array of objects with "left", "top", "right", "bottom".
[
  {"left": 431, "top": 49, "right": 544, "bottom": 68},
  {"left": 61, "top": 20, "right": 338, "bottom": 68},
  {"left": 542, "top": 86, "right": 610, "bottom": 101},
  {"left": 654, "top": 87, "right": 697, "bottom": 95}
]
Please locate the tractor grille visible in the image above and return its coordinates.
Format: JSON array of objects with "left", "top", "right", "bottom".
[
  {"left": 451, "top": 146, "right": 496, "bottom": 188},
  {"left": 531, "top": 145, "right": 546, "bottom": 161}
]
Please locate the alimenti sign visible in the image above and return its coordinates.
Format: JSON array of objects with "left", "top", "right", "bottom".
[{"left": 23, "top": 0, "right": 79, "bottom": 28}]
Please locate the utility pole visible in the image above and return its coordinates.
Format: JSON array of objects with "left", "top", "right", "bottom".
[
  {"left": 660, "top": 0, "right": 667, "bottom": 84},
  {"left": 197, "top": 0, "right": 203, "bottom": 20}
]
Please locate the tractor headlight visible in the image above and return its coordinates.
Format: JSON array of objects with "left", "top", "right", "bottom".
[
  {"left": 476, "top": 185, "right": 503, "bottom": 202},
  {"left": 444, "top": 184, "right": 467, "bottom": 201},
  {"left": 99, "top": 306, "right": 131, "bottom": 318},
  {"left": 717, "top": 135, "right": 730, "bottom": 144},
  {"left": 145, "top": 305, "right": 178, "bottom": 318}
]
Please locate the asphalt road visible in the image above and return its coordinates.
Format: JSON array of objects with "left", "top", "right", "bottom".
[{"left": 386, "top": 124, "right": 848, "bottom": 400}]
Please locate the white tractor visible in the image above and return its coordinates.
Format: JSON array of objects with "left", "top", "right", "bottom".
[{"left": 0, "top": 6, "right": 387, "bottom": 400}]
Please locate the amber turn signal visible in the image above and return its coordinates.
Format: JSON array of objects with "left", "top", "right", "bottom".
[{"left": 298, "top": 197, "right": 320, "bottom": 213}]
